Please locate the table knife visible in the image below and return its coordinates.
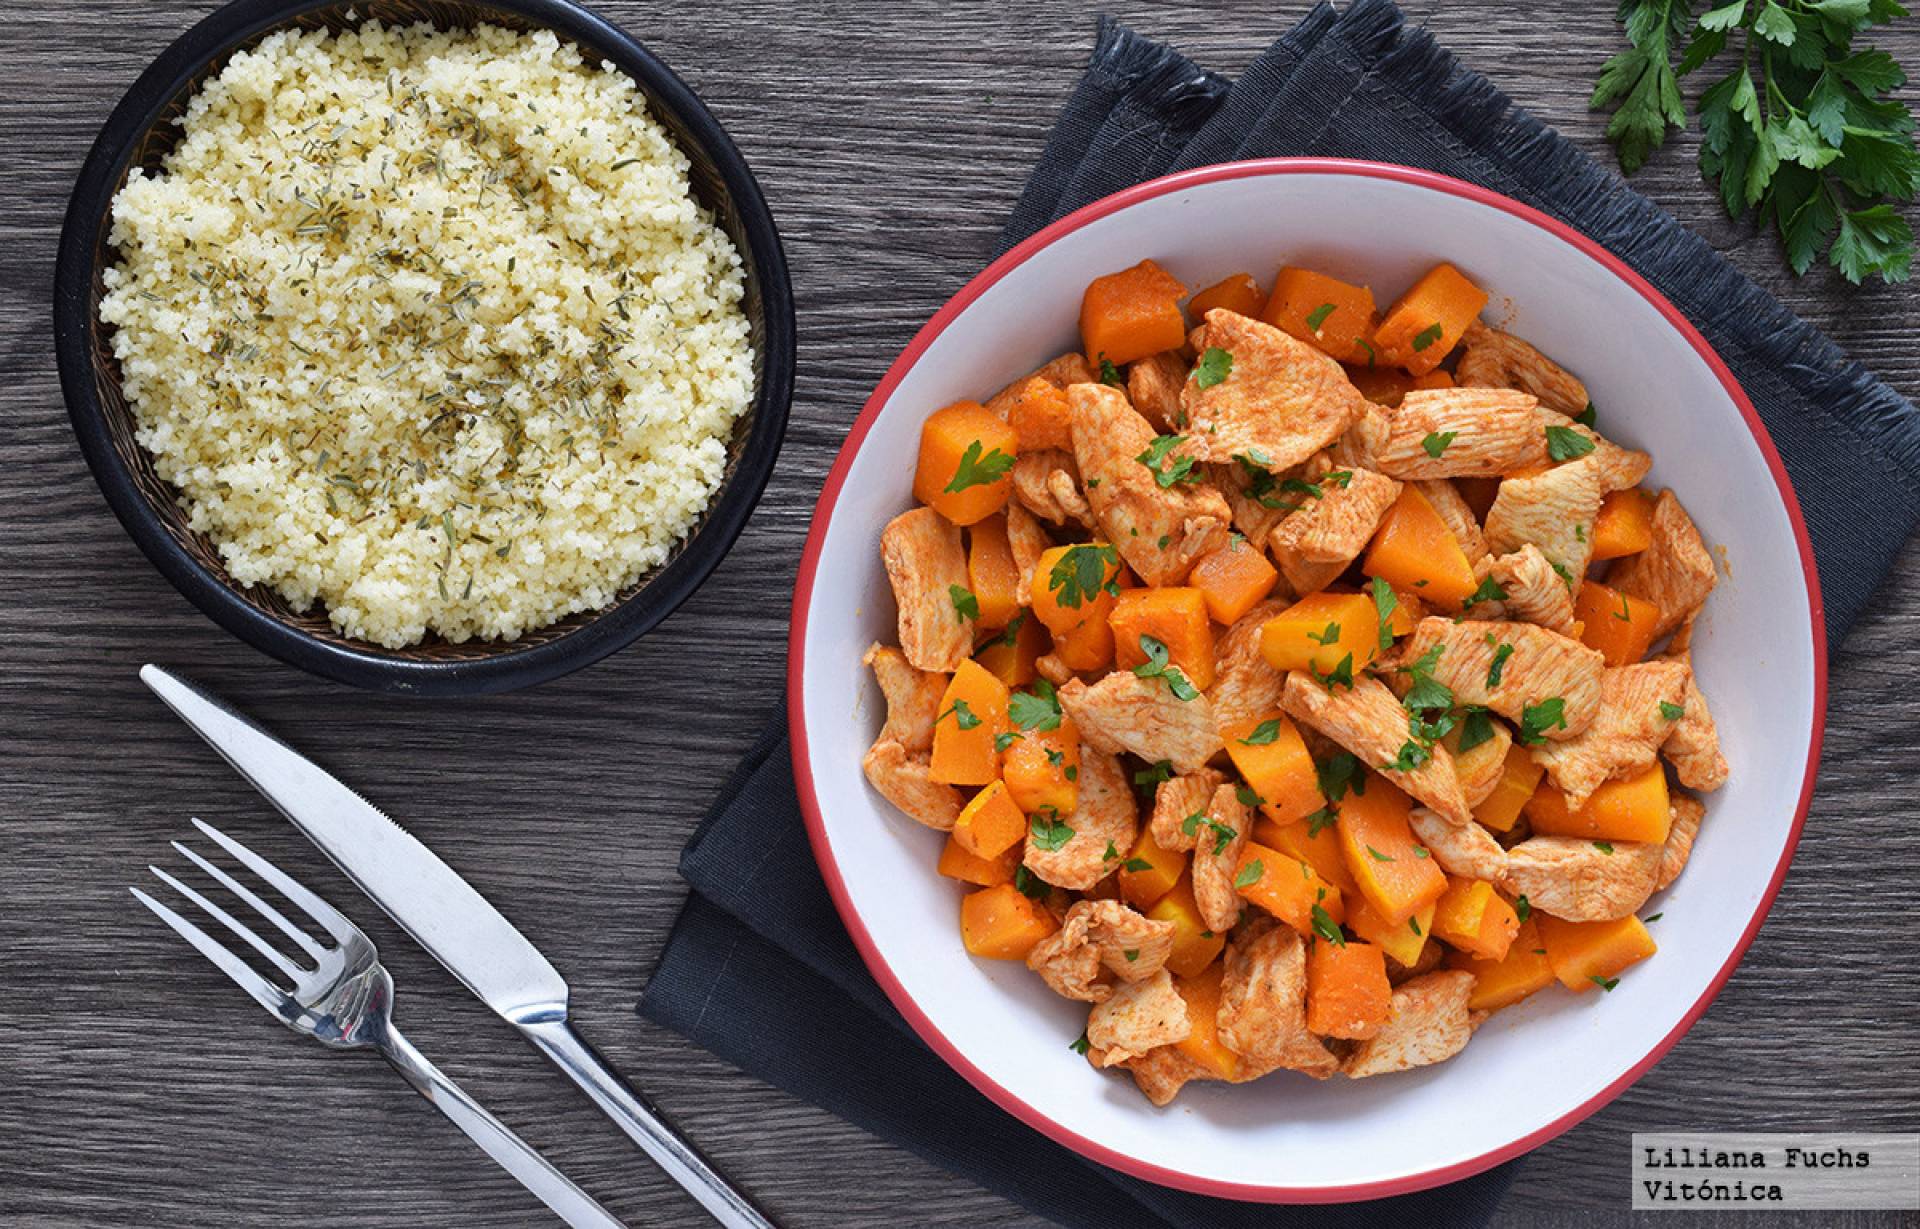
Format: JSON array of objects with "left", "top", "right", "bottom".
[{"left": 140, "top": 665, "right": 775, "bottom": 1229}]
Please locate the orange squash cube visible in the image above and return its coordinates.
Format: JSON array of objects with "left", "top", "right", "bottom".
[
  {"left": 1523, "top": 763, "right": 1671, "bottom": 844},
  {"left": 965, "top": 514, "right": 1022, "bottom": 631},
  {"left": 952, "top": 780, "right": 1028, "bottom": 860},
  {"left": 1574, "top": 580, "right": 1664, "bottom": 666},
  {"left": 1117, "top": 826, "right": 1185, "bottom": 910},
  {"left": 1305, "top": 938, "right": 1393, "bottom": 1039},
  {"left": 928, "top": 659, "right": 1011, "bottom": 786},
  {"left": 1263, "top": 266, "right": 1378, "bottom": 365},
  {"left": 937, "top": 832, "right": 1020, "bottom": 887},
  {"left": 960, "top": 883, "right": 1059, "bottom": 960},
  {"left": 1363, "top": 486, "right": 1480, "bottom": 609},
  {"left": 1080, "top": 259, "right": 1188, "bottom": 368},
  {"left": 1253, "top": 814, "right": 1360, "bottom": 897},
  {"left": 1233, "top": 842, "right": 1345, "bottom": 938},
  {"left": 1473, "top": 742, "right": 1545, "bottom": 833},
  {"left": 1537, "top": 913, "right": 1657, "bottom": 992},
  {"left": 1259, "top": 590, "right": 1380, "bottom": 677},
  {"left": 1590, "top": 488, "right": 1655, "bottom": 560},
  {"left": 1187, "top": 271, "right": 1267, "bottom": 322},
  {"left": 1148, "top": 873, "right": 1227, "bottom": 978},
  {"left": 1110, "top": 587, "right": 1216, "bottom": 690},
  {"left": 1052, "top": 617, "right": 1114, "bottom": 673},
  {"left": 1413, "top": 370, "right": 1455, "bottom": 391},
  {"left": 1224, "top": 712, "right": 1324, "bottom": 825},
  {"left": 1003, "top": 376, "right": 1074, "bottom": 452},
  {"left": 1337, "top": 777, "right": 1449, "bottom": 925},
  {"left": 1172, "top": 962, "right": 1242, "bottom": 1079},
  {"left": 1029, "top": 543, "right": 1121, "bottom": 637},
  {"left": 1373, "top": 263, "right": 1489, "bottom": 376},
  {"left": 973, "top": 611, "right": 1046, "bottom": 689},
  {"left": 1431, "top": 878, "right": 1521, "bottom": 962},
  {"left": 1001, "top": 715, "right": 1080, "bottom": 816},
  {"left": 1449, "top": 917, "right": 1557, "bottom": 1012},
  {"left": 913, "top": 401, "right": 1019, "bottom": 526},
  {"left": 1347, "top": 894, "right": 1435, "bottom": 968},
  {"left": 1188, "top": 536, "right": 1280, "bottom": 625}
]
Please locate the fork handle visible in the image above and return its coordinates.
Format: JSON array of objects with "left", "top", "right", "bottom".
[
  {"left": 378, "top": 1023, "right": 626, "bottom": 1229},
  {"left": 520, "top": 1018, "right": 774, "bottom": 1229}
]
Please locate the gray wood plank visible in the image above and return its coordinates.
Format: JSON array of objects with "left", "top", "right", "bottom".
[{"left": 1, "top": 2, "right": 1915, "bottom": 1226}]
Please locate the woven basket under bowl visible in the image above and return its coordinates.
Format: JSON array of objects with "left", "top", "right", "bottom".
[{"left": 53, "top": 0, "right": 794, "bottom": 696}]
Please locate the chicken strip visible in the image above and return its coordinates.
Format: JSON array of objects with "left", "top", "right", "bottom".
[
  {"left": 1191, "top": 785, "right": 1252, "bottom": 933},
  {"left": 1400, "top": 617, "right": 1605, "bottom": 741},
  {"left": 1483, "top": 454, "right": 1605, "bottom": 581},
  {"left": 1149, "top": 768, "right": 1226, "bottom": 853},
  {"left": 1609, "top": 489, "right": 1717, "bottom": 640},
  {"left": 1532, "top": 661, "right": 1690, "bottom": 808},
  {"left": 1342, "top": 970, "right": 1476, "bottom": 1078},
  {"left": 1374, "top": 388, "right": 1550, "bottom": 479},
  {"left": 1329, "top": 399, "right": 1392, "bottom": 471},
  {"left": 1025, "top": 898, "right": 1177, "bottom": 1002},
  {"left": 1127, "top": 351, "right": 1189, "bottom": 432},
  {"left": 1482, "top": 544, "right": 1578, "bottom": 637},
  {"left": 1069, "top": 383, "right": 1232, "bottom": 586},
  {"left": 1656, "top": 792, "right": 1704, "bottom": 892},
  {"left": 1454, "top": 322, "right": 1590, "bottom": 416},
  {"left": 1003, "top": 502, "right": 1052, "bottom": 605},
  {"left": 1418, "top": 479, "right": 1490, "bottom": 563},
  {"left": 1023, "top": 748, "right": 1139, "bottom": 891},
  {"left": 1280, "top": 671, "right": 1472, "bottom": 825},
  {"left": 1086, "top": 968, "right": 1193, "bottom": 1067},
  {"left": 862, "top": 643, "right": 946, "bottom": 753},
  {"left": 985, "top": 352, "right": 1097, "bottom": 418},
  {"left": 1209, "top": 460, "right": 1294, "bottom": 547},
  {"left": 1059, "top": 672, "right": 1223, "bottom": 775},
  {"left": 1533, "top": 407, "right": 1651, "bottom": 493},
  {"left": 1503, "top": 835, "right": 1662, "bottom": 922},
  {"left": 1268, "top": 467, "right": 1404, "bottom": 596},
  {"left": 1216, "top": 917, "right": 1339, "bottom": 1078},
  {"left": 1661, "top": 670, "right": 1728, "bottom": 792},
  {"left": 1180, "top": 309, "right": 1363, "bottom": 472},
  {"left": 1124, "top": 1043, "right": 1217, "bottom": 1107},
  {"left": 1409, "top": 805, "right": 1509, "bottom": 882},
  {"left": 880, "top": 506, "right": 972, "bottom": 672},
  {"left": 1209, "top": 598, "right": 1291, "bottom": 733},
  {"left": 861, "top": 738, "right": 963, "bottom": 831},
  {"left": 1009, "top": 448, "right": 1094, "bottom": 529}
]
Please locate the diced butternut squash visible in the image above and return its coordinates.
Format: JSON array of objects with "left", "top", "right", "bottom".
[
  {"left": 1030, "top": 543, "right": 1121, "bottom": 637},
  {"left": 1450, "top": 917, "right": 1556, "bottom": 1012},
  {"left": 1441, "top": 720, "right": 1509, "bottom": 802},
  {"left": 929, "top": 659, "right": 1011, "bottom": 786},
  {"left": 1413, "top": 370, "right": 1455, "bottom": 391},
  {"left": 1233, "top": 842, "right": 1345, "bottom": 937},
  {"left": 1524, "top": 762, "right": 1671, "bottom": 844},
  {"left": 952, "top": 780, "right": 1028, "bottom": 860},
  {"left": 1253, "top": 815, "right": 1360, "bottom": 898},
  {"left": 1537, "top": 913, "right": 1657, "bottom": 993},
  {"left": 1117, "top": 825, "right": 1185, "bottom": 910},
  {"left": 938, "top": 832, "right": 1020, "bottom": 887},
  {"left": 1306, "top": 938, "right": 1393, "bottom": 1039},
  {"left": 960, "top": 883, "right": 1059, "bottom": 960},
  {"left": 1362, "top": 486, "right": 1480, "bottom": 609},
  {"left": 1081, "top": 259, "right": 1188, "bottom": 368},
  {"left": 1001, "top": 715, "right": 1079, "bottom": 816},
  {"left": 1148, "top": 873, "right": 1227, "bottom": 978},
  {"left": 1003, "top": 376, "right": 1074, "bottom": 452},
  {"left": 913, "top": 401, "right": 1018, "bottom": 526},
  {"left": 966, "top": 514, "right": 1022, "bottom": 630},
  {"left": 1187, "top": 272, "right": 1267, "bottom": 322},
  {"left": 1574, "top": 580, "right": 1664, "bottom": 666},
  {"left": 1473, "top": 742, "right": 1544, "bottom": 833},
  {"left": 1259, "top": 590, "right": 1380, "bottom": 676},
  {"left": 1262, "top": 266, "right": 1378, "bottom": 365},
  {"left": 1188, "top": 536, "right": 1279, "bottom": 625},
  {"left": 1172, "top": 961, "right": 1241, "bottom": 1079},
  {"left": 1348, "top": 894, "right": 1435, "bottom": 968},
  {"left": 1224, "top": 712, "right": 1324, "bottom": 825},
  {"left": 1373, "top": 263, "right": 1489, "bottom": 376},
  {"left": 1431, "top": 878, "right": 1521, "bottom": 962},
  {"left": 1342, "top": 363, "right": 1417, "bottom": 408},
  {"left": 1590, "top": 488, "right": 1655, "bottom": 560},
  {"left": 1337, "top": 777, "right": 1449, "bottom": 925},
  {"left": 1052, "top": 616, "right": 1114, "bottom": 673},
  {"left": 974, "top": 611, "right": 1046, "bottom": 689},
  {"left": 1110, "top": 587, "right": 1216, "bottom": 690}
]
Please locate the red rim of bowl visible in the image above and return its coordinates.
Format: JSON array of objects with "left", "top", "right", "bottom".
[{"left": 787, "top": 157, "right": 1828, "bottom": 1203}]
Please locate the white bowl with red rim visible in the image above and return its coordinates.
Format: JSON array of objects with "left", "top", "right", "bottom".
[{"left": 788, "top": 159, "right": 1825, "bottom": 1202}]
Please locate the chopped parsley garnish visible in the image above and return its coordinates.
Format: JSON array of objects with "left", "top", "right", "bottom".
[
  {"left": 1594, "top": 840, "right": 1615, "bottom": 855},
  {"left": 1660, "top": 700, "right": 1685, "bottom": 720},
  {"left": 1645, "top": 912, "right": 1663, "bottom": 923},
  {"left": 1194, "top": 347, "right": 1233, "bottom": 389},
  {"left": 1411, "top": 322, "right": 1445, "bottom": 352},
  {"left": 1134, "top": 759, "right": 1174, "bottom": 787},
  {"left": 1070, "top": 1031, "right": 1091, "bottom": 1053},
  {"left": 1123, "top": 948, "right": 1140, "bottom": 962},
  {"left": 1551, "top": 560, "right": 1576, "bottom": 590},
  {"left": 943, "top": 440, "right": 1014, "bottom": 493},
  {"left": 1421, "top": 430, "right": 1458, "bottom": 458},
  {"left": 1575, "top": 403, "right": 1597, "bottom": 428},
  {"left": 1308, "top": 621, "right": 1342, "bottom": 646},
  {"left": 1305, "top": 807, "right": 1338, "bottom": 837},
  {"left": 1354, "top": 337, "right": 1378, "bottom": 366},
  {"left": 1518, "top": 697, "right": 1569, "bottom": 745},
  {"left": 1123, "top": 857, "right": 1153, "bottom": 873},
  {"left": 1590, "top": 975, "right": 1619, "bottom": 992},
  {"left": 1545, "top": 424, "right": 1597, "bottom": 462},
  {"left": 1365, "top": 845, "right": 1394, "bottom": 862},
  {"left": 1322, "top": 469, "right": 1354, "bottom": 488},
  {"left": 1238, "top": 718, "right": 1283, "bottom": 746},
  {"left": 1029, "top": 813, "right": 1075, "bottom": 852},
  {"left": 1515, "top": 894, "right": 1532, "bottom": 923},
  {"left": 1311, "top": 651, "right": 1355, "bottom": 691},
  {"left": 1103, "top": 841, "right": 1121, "bottom": 861},
  {"left": 1371, "top": 577, "right": 1399, "bottom": 650},
  {"left": 1384, "top": 740, "right": 1430, "bottom": 773},
  {"left": 1401, "top": 667, "right": 1454, "bottom": 716},
  {"left": 936, "top": 699, "right": 981, "bottom": 731},
  {"left": 1304, "top": 302, "right": 1337, "bottom": 332},
  {"left": 1180, "top": 811, "right": 1238, "bottom": 856},
  {"left": 1486, "top": 641, "right": 1516, "bottom": 688},
  {"left": 1013, "top": 865, "right": 1049, "bottom": 899},
  {"left": 1457, "top": 707, "right": 1495, "bottom": 753},
  {"left": 1234, "top": 859, "right": 1265, "bottom": 890},
  {"left": 1412, "top": 845, "right": 1430, "bottom": 859},
  {"left": 1315, "top": 752, "right": 1363, "bottom": 803},
  {"left": 1408, "top": 915, "right": 1424, "bottom": 936},
  {"left": 1098, "top": 357, "right": 1123, "bottom": 387},
  {"left": 1464, "top": 576, "right": 1508, "bottom": 608},
  {"left": 1235, "top": 785, "right": 1264, "bottom": 808},
  {"left": 1133, "top": 635, "right": 1200, "bottom": 701},
  {"left": 987, "top": 612, "right": 1026, "bottom": 648},
  {"left": 1311, "top": 903, "right": 1346, "bottom": 946},
  {"left": 948, "top": 584, "right": 979, "bottom": 622},
  {"left": 1009, "top": 680, "right": 1062, "bottom": 731},
  {"left": 1282, "top": 477, "right": 1326, "bottom": 501},
  {"left": 1135, "top": 434, "right": 1202, "bottom": 488},
  {"left": 1047, "top": 543, "right": 1119, "bottom": 609},
  {"left": 1614, "top": 593, "right": 1633, "bottom": 622},
  {"left": 994, "top": 732, "right": 1021, "bottom": 753}
]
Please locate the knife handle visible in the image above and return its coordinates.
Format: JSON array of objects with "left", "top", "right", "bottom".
[{"left": 521, "top": 1018, "right": 775, "bottom": 1229}]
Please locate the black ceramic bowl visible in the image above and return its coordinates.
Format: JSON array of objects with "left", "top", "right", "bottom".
[{"left": 54, "top": 0, "right": 793, "bottom": 696}]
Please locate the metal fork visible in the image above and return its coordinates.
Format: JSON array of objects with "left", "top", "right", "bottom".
[{"left": 130, "top": 819, "right": 625, "bottom": 1229}]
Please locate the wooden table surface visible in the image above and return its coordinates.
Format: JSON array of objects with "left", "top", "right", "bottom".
[{"left": 4, "top": 2, "right": 1917, "bottom": 1225}]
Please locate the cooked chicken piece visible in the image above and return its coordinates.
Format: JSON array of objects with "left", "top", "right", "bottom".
[
  {"left": 1086, "top": 968, "right": 1192, "bottom": 1067},
  {"left": 1417, "top": 479, "right": 1490, "bottom": 563},
  {"left": 1374, "top": 388, "right": 1549, "bottom": 479},
  {"left": 1661, "top": 669, "right": 1728, "bottom": 792},
  {"left": 1609, "top": 490, "right": 1717, "bottom": 640},
  {"left": 985, "top": 352, "right": 1099, "bottom": 419},
  {"left": 1209, "top": 461, "right": 1294, "bottom": 547},
  {"left": 1454, "top": 322, "right": 1590, "bottom": 416},
  {"left": 1409, "top": 806, "right": 1508, "bottom": 882},
  {"left": 861, "top": 738, "right": 963, "bottom": 831},
  {"left": 1010, "top": 448, "right": 1095, "bottom": 529},
  {"left": 1268, "top": 467, "right": 1403, "bottom": 596},
  {"left": 1125, "top": 1043, "right": 1217, "bottom": 1106},
  {"left": 1483, "top": 454, "right": 1604, "bottom": 580},
  {"left": 1482, "top": 544, "right": 1577, "bottom": 636},
  {"left": 1209, "top": 598, "right": 1291, "bottom": 733},
  {"left": 880, "top": 507, "right": 972, "bottom": 672},
  {"left": 1127, "top": 351, "right": 1189, "bottom": 432},
  {"left": 1453, "top": 718, "right": 1514, "bottom": 808},
  {"left": 1656, "top": 792, "right": 1704, "bottom": 892},
  {"left": 1150, "top": 768, "right": 1226, "bottom": 852},
  {"left": 1532, "top": 661, "right": 1690, "bottom": 808},
  {"left": 1025, "top": 898, "right": 1177, "bottom": 1002},
  {"left": 1191, "top": 785, "right": 1252, "bottom": 933},
  {"left": 1533, "top": 406, "right": 1652, "bottom": 493},
  {"left": 1341, "top": 970, "right": 1476, "bottom": 1078},
  {"left": 1034, "top": 653, "right": 1074, "bottom": 687},
  {"left": 1400, "top": 617, "right": 1605, "bottom": 741},
  {"left": 1329, "top": 399, "right": 1392, "bottom": 471},
  {"left": 1386, "top": 938, "right": 1446, "bottom": 985},
  {"left": 1280, "top": 671, "right": 1472, "bottom": 825},
  {"left": 1059, "top": 672, "right": 1224, "bottom": 775},
  {"left": 1503, "top": 835, "right": 1662, "bottom": 921},
  {"left": 1216, "top": 917, "right": 1339, "bottom": 1078},
  {"left": 1068, "top": 383, "right": 1232, "bottom": 586},
  {"left": 862, "top": 644, "right": 946, "bottom": 753},
  {"left": 1003, "top": 502, "right": 1052, "bottom": 605},
  {"left": 1023, "top": 748, "right": 1139, "bottom": 891},
  {"left": 1180, "top": 309, "right": 1364, "bottom": 472}
]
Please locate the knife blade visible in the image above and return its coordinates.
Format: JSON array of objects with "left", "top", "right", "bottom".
[{"left": 140, "top": 665, "right": 774, "bottom": 1229}]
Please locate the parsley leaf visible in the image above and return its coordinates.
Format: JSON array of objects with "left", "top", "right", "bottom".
[
  {"left": 1515, "top": 894, "right": 1532, "bottom": 923},
  {"left": 1133, "top": 635, "right": 1200, "bottom": 700},
  {"left": 1009, "top": 680, "right": 1063, "bottom": 731},
  {"left": 1239, "top": 718, "right": 1283, "bottom": 746},
  {"left": 1234, "top": 859, "right": 1265, "bottom": 890},
  {"left": 1384, "top": 740, "right": 1430, "bottom": 773},
  {"left": 1098, "top": 357, "right": 1124, "bottom": 387},
  {"left": 1047, "top": 543, "right": 1118, "bottom": 609},
  {"left": 1487, "top": 641, "right": 1516, "bottom": 689},
  {"left": 1464, "top": 575, "right": 1508, "bottom": 608},
  {"left": 1421, "top": 430, "right": 1458, "bottom": 458},
  {"left": 1133, "top": 759, "right": 1174, "bottom": 787},
  {"left": 1311, "top": 651, "right": 1355, "bottom": 691},
  {"left": 1590, "top": 974, "right": 1620, "bottom": 992},
  {"left": 1316, "top": 751, "right": 1363, "bottom": 803},
  {"left": 943, "top": 440, "right": 1015, "bottom": 493},
  {"left": 1123, "top": 857, "right": 1153, "bottom": 872},
  {"left": 1412, "top": 321, "right": 1445, "bottom": 352},
  {"left": 988, "top": 611, "right": 1026, "bottom": 649},
  {"left": 1365, "top": 844, "right": 1394, "bottom": 862},
  {"left": 1029, "top": 813, "right": 1075, "bottom": 852},
  {"left": 1594, "top": 840, "right": 1616, "bottom": 855},
  {"left": 1103, "top": 841, "right": 1121, "bottom": 861},
  {"left": 1305, "top": 302, "right": 1337, "bottom": 332},
  {"left": 1311, "top": 903, "right": 1346, "bottom": 946},
  {"left": 1308, "top": 621, "right": 1342, "bottom": 646},
  {"left": 1235, "top": 785, "right": 1264, "bottom": 808},
  {"left": 994, "top": 731, "right": 1021, "bottom": 753},
  {"left": 1070, "top": 1031, "right": 1091, "bottom": 1053},
  {"left": 1194, "top": 347, "right": 1234, "bottom": 389},
  {"left": 1457, "top": 707, "right": 1495, "bottom": 753},
  {"left": 1660, "top": 700, "right": 1686, "bottom": 720},
  {"left": 1545, "top": 424, "right": 1598, "bottom": 461},
  {"left": 1013, "top": 865, "right": 1050, "bottom": 899},
  {"left": 1305, "top": 807, "right": 1338, "bottom": 837},
  {"left": 1575, "top": 403, "right": 1598, "bottom": 427},
  {"left": 949, "top": 584, "right": 979, "bottom": 622},
  {"left": 937, "top": 699, "right": 981, "bottom": 731},
  {"left": 1370, "top": 577, "right": 1399, "bottom": 650},
  {"left": 1518, "top": 697, "right": 1569, "bottom": 745},
  {"left": 1135, "top": 434, "right": 1202, "bottom": 488}
]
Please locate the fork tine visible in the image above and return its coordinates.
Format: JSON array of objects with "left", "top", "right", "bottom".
[
  {"left": 171, "top": 840, "right": 329, "bottom": 964},
  {"left": 130, "top": 886, "right": 288, "bottom": 1017},
  {"left": 148, "top": 865, "right": 307, "bottom": 984},
  {"left": 190, "top": 818, "right": 361, "bottom": 949}
]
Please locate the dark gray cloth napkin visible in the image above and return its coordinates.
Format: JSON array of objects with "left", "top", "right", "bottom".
[{"left": 639, "top": 2, "right": 1920, "bottom": 1224}]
